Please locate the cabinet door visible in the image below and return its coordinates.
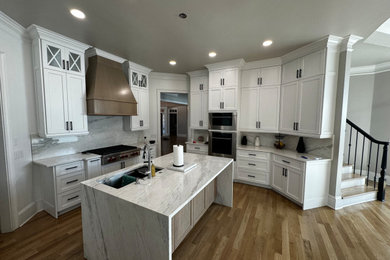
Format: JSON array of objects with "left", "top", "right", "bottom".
[
  {"left": 209, "top": 70, "right": 223, "bottom": 89},
  {"left": 285, "top": 168, "right": 303, "bottom": 203},
  {"left": 43, "top": 69, "right": 69, "bottom": 135},
  {"left": 222, "top": 87, "right": 237, "bottom": 110},
  {"left": 139, "top": 90, "right": 149, "bottom": 129},
  {"left": 101, "top": 162, "right": 122, "bottom": 174},
  {"left": 205, "top": 180, "right": 215, "bottom": 208},
  {"left": 66, "top": 74, "right": 88, "bottom": 133},
  {"left": 240, "top": 88, "right": 258, "bottom": 130},
  {"left": 131, "top": 88, "right": 141, "bottom": 130},
  {"left": 223, "top": 69, "right": 238, "bottom": 87},
  {"left": 280, "top": 82, "right": 299, "bottom": 132},
  {"left": 67, "top": 49, "right": 84, "bottom": 75},
  {"left": 258, "top": 86, "right": 279, "bottom": 131},
  {"left": 201, "top": 92, "right": 209, "bottom": 129},
  {"left": 192, "top": 190, "right": 205, "bottom": 224},
  {"left": 42, "top": 40, "right": 65, "bottom": 72},
  {"left": 302, "top": 50, "right": 325, "bottom": 79},
  {"left": 272, "top": 164, "right": 285, "bottom": 192},
  {"left": 260, "top": 66, "right": 281, "bottom": 86},
  {"left": 131, "top": 70, "right": 139, "bottom": 87},
  {"left": 297, "top": 76, "right": 323, "bottom": 135},
  {"left": 209, "top": 89, "right": 222, "bottom": 111},
  {"left": 140, "top": 74, "right": 148, "bottom": 89},
  {"left": 200, "top": 76, "right": 209, "bottom": 91},
  {"left": 282, "top": 59, "right": 300, "bottom": 84},
  {"left": 172, "top": 203, "right": 192, "bottom": 250},
  {"left": 190, "top": 77, "right": 201, "bottom": 92},
  {"left": 86, "top": 158, "right": 102, "bottom": 179},
  {"left": 190, "top": 92, "right": 202, "bottom": 128},
  {"left": 241, "top": 69, "right": 260, "bottom": 88}
]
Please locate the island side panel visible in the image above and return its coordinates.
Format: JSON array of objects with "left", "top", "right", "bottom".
[
  {"left": 214, "top": 161, "right": 234, "bottom": 207},
  {"left": 82, "top": 185, "right": 171, "bottom": 260}
]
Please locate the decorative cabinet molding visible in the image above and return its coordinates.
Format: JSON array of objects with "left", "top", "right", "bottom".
[
  {"left": 188, "top": 71, "right": 209, "bottom": 130},
  {"left": 28, "top": 25, "right": 89, "bottom": 138},
  {"left": 123, "top": 61, "right": 152, "bottom": 131}
]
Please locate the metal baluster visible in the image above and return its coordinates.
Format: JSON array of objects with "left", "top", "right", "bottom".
[
  {"left": 353, "top": 130, "right": 358, "bottom": 175},
  {"left": 360, "top": 136, "right": 365, "bottom": 176},
  {"left": 348, "top": 125, "right": 352, "bottom": 164},
  {"left": 367, "top": 141, "right": 372, "bottom": 186},
  {"left": 374, "top": 144, "right": 380, "bottom": 189}
]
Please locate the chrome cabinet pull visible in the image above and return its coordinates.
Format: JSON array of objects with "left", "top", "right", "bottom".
[{"left": 66, "top": 179, "right": 78, "bottom": 184}]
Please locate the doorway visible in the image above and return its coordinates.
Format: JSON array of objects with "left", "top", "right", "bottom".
[{"left": 160, "top": 93, "right": 188, "bottom": 156}]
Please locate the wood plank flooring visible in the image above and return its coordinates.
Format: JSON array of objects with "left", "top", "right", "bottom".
[{"left": 1, "top": 183, "right": 390, "bottom": 259}]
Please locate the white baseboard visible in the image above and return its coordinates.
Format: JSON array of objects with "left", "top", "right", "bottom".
[
  {"left": 327, "top": 195, "right": 343, "bottom": 210},
  {"left": 18, "top": 201, "right": 39, "bottom": 227},
  {"left": 303, "top": 197, "right": 328, "bottom": 210},
  {"left": 233, "top": 179, "right": 271, "bottom": 189}
]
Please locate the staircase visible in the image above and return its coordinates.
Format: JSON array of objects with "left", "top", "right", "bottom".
[{"left": 341, "top": 119, "right": 388, "bottom": 207}]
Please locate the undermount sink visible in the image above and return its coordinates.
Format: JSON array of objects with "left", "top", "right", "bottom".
[{"left": 100, "top": 165, "right": 164, "bottom": 189}]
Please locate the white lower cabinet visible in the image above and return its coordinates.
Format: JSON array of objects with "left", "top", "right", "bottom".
[
  {"left": 186, "top": 143, "right": 208, "bottom": 155},
  {"left": 172, "top": 180, "right": 215, "bottom": 251},
  {"left": 85, "top": 158, "right": 102, "bottom": 179},
  {"left": 235, "top": 147, "right": 331, "bottom": 210}
]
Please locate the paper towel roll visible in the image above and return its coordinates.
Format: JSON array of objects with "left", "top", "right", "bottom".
[{"left": 173, "top": 145, "right": 184, "bottom": 167}]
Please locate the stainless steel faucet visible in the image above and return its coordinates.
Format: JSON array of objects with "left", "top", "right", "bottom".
[{"left": 143, "top": 143, "right": 152, "bottom": 179}]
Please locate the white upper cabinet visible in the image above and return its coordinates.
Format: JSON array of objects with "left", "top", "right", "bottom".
[
  {"left": 205, "top": 59, "right": 244, "bottom": 112},
  {"left": 123, "top": 61, "right": 152, "bottom": 131},
  {"left": 29, "top": 25, "right": 89, "bottom": 138},
  {"left": 188, "top": 72, "right": 209, "bottom": 129},
  {"left": 279, "top": 36, "right": 342, "bottom": 138},
  {"left": 242, "top": 66, "right": 281, "bottom": 88}
]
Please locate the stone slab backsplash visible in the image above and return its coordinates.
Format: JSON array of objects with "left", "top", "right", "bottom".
[
  {"left": 239, "top": 132, "right": 333, "bottom": 159},
  {"left": 31, "top": 116, "right": 145, "bottom": 160}
]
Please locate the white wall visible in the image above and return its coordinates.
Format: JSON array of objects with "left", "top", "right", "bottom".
[
  {"left": 147, "top": 72, "right": 189, "bottom": 155},
  {"left": 0, "top": 12, "right": 37, "bottom": 230}
]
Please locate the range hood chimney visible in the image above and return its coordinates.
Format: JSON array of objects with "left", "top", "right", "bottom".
[{"left": 86, "top": 55, "right": 137, "bottom": 116}]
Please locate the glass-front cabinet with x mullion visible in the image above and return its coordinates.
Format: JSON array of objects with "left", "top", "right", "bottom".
[{"left": 42, "top": 40, "right": 85, "bottom": 76}]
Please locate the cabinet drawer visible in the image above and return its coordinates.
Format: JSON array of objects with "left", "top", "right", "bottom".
[
  {"left": 56, "top": 161, "right": 84, "bottom": 176},
  {"left": 237, "top": 149, "right": 270, "bottom": 160},
  {"left": 237, "top": 167, "right": 269, "bottom": 185},
  {"left": 57, "top": 188, "right": 81, "bottom": 212},
  {"left": 56, "top": 171, "right": 85, "bottom": 194},
  {"left": 187, "top": 144, "right": 208, "bottom": 153},
  {"left": 273, "top": 155, "right": 303, "bottom": 171},
  {"left": 237, "top": 158, "right": 269, "bottom": 172}
]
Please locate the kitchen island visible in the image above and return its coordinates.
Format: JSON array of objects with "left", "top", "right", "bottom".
[{"left": 81, "top": 152, "right": 233, "bottom": 260}]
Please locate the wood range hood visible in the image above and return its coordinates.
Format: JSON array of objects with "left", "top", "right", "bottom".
[{"left": 86, "top": 55, "right": 137, "bottom": 116}]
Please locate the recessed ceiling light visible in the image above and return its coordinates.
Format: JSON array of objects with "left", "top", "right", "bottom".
[
  {"left": 169, "top": 60, "right": 177, "bottom": 66},
  {"left": 209, "top": 52, "right": 217, "bottom": 57},
  {"left": 263, "top": 40, "right": 273, "bottom": 47},
  {"left": 70, "top": 9, "right": 86, "bottom": 19},
  {"left": 179, "top": 13, "right": 188, "bottom": 19}
]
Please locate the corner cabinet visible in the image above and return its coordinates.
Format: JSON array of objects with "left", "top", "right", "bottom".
[
  {"left": 240, "top": 65, "right": 281, "bottom": 132},
  {"left": 28, "top": 25, "right": 89, "bottom": 138},
  {"left": 280, "top": 42, "right": 340, "bottom": 138},
  {"left": 122, "top": 62, "right": 152, "bottom": 131},
  {"left": 188, "top": 71, "right": 208, "bottom": 129},
  {"left": 205, "top": 59, "right": 244, "bottom": 111}
]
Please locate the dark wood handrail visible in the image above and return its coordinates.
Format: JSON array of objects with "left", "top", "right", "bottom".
[{"left": 346, "top": 119, "right": 389, "bottom": 145}]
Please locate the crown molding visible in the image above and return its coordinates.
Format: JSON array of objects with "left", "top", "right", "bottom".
[
  {"left": 150, "top": 72, "right": 188, "bottom": 81},
  {"left": 124, "top": 61, "right": 152, "bottom": 74},
  {"left": 0, "top": 11, "right": 28, "bottom": 40},
  {"left": 282, "top": 35, "right": 343, "bottom": 64},
  {"left": 351, "top": 61, "right": 390, "bottom": 76},
  {"left": 85, "top": 48, "right": 126, "bottom": 63},
  {"left": 27, "top": 24, "right": 90, "bottom": 51},
  {"left": 187, "top": 69, "right": 208, "bottom": 77},
  {"left": 340, "top": 34, "right": 363, "bottom": 52},
  {"left": 242, "top": 57, "right": 282, "bottom": 70},
  {"left": 205, "top": 58, "right": 245, "bottom": 71}
]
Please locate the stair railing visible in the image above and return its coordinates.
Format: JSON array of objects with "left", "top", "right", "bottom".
[{"left": 346, "top": 119, "right": 389, "bottom": 201}]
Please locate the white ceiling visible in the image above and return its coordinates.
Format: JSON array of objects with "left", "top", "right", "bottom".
[{"left": 1, "top": 0, "right": 390, "bottom": 73}]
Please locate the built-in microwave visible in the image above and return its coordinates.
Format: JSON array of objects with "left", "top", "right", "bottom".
[
  {"left": 209, "top": 112, "right": 237, "bottom": 131},
  {"left": 209, "top": 131, "right": 236, "bottom": 160}
]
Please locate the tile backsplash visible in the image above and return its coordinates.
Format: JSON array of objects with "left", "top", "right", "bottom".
[
  {"left": 239, "top": 132, "right": 333, "bottom": 159},
  {"left": 31, "top": 116, "right": 145, "bottom": 160}
]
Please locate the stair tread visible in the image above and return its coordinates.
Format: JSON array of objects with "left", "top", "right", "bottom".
[
  {"left": 343, "top": 163, "right": 353, "bottom": 167},
  {"left": 341, "top": 185, "right": 375, "bottom": 198},
  {"left": 342, "top": 173, "right": 366, "bottom": 181}
]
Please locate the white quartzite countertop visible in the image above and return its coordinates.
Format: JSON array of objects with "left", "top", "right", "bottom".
[
  {"left": 81, "top": 153, "right": 233, "bottom": 217},
  {"left": 237, "top": 145, "right": 331, "bottom": 162},
  {"left": 33, "top": 153, "right": 102, "bottom": 167}
]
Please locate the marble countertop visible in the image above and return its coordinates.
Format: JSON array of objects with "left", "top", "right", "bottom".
[
  {"left": 237, "top": 145, "right": 331, "bottom": 162},
  {"left": 81, "top": 153, "right": 233, "bottom": 217},
  {"left": 33, "top": 153, "right": 102, "bottom": 167}
]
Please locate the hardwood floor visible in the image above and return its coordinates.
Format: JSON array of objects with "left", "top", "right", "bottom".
[{"left": 1, "top": 183, "right": 390, "bottom": 259}]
